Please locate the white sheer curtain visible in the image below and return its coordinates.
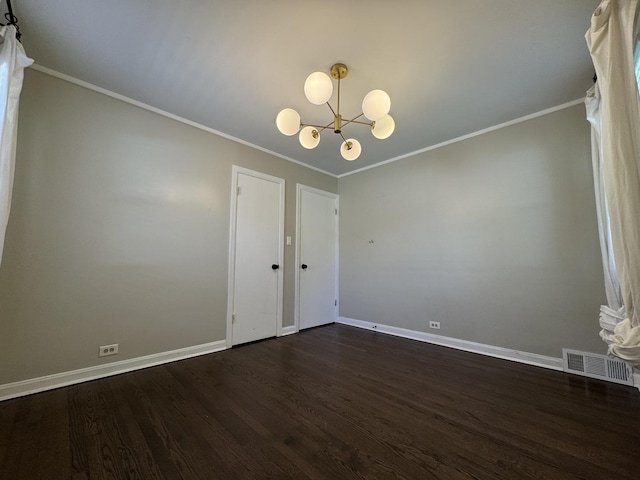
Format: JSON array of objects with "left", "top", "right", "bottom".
[
  {"left": 0, "top": 25, "right": 32, "bottom": 267},
  {"left": 585, "top": 0, "right": 640, "bottom": 365},
  {"left": 585, "top": 84, "right": 626, "bottom": 340}
]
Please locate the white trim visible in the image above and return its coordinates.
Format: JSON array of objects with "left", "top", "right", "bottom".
[
  {"left": 227, "top": 166, "right": 285, "bottom": 347},
  {"left": 226, "top": 168, "right": 240, "bottom": 348},
  {"left": 30, "top": 64, "right": 337, "bottom": 178},
  {"left": 337, "top": 98, "right": 586, "bottom": 178},
  {"left": 279, "top": 325, "right": 297, "bottom": 336},
  {"left": 335, "top": 196, "right": 340, "bottom": 322},
  {"left": 275, "top": 173, "right": 286, "bottom": 338},
  {"left": 31, "top": 65, "right": 582, "bottom": 181},
  {"left": 294, "top": 185, "right": 301, "bottom": 332},
  {"left": 337, "top": 316, "right": 563, "bottom": 371},
  {"left": 0, "top": 340, "right": 227, "bottom": 402},
  {"left": 294, "top": 185, "right": 340, "bottom": 332},
  {"left": 634, "top": 369, "right": 640, "bottom": 391}
]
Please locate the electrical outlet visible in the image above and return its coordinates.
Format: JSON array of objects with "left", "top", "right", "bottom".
[
  {"left": 99, "top": 344, "right": 119, "bottom": 357},
  {"left": 429, "top": 321, "right": 441, "bottom": 330}
]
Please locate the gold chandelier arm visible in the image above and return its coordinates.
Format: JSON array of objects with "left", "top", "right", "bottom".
[
  {"left": 341, "top": 113, "right": 373, "bottom": 129},
  {"left": 301, "top": 121, "right": 335, "bottom": 133},
  {"left": 326, "top": 102, "right": 337, "bottom": 117}
]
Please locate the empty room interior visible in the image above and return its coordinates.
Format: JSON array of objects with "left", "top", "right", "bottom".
[{"left": 1, "top": 1, "right": 640, "bottom": 479}]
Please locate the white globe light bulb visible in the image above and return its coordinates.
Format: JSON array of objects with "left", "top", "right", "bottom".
[
  {"left": 371, "top": 114, "right": 395, "bottom": 139},
  {"left": 340, "top": 138, "right": 362, "bottom": 161},
  {"left": 276, "top": 108, "right": 300, "bottom": 136},
  {"left": 299, "top": 126, "right": 320, "bottom": 149},
  {"left": 304, "top": 72, "right": 333, "bottom": 105},
  {"left": 362, "top": 89, "right": 391, "bottom": 121}
]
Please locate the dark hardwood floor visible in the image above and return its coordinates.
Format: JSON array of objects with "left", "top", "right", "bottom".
[{"left": 1, "top": 324, "right": 639, "bottom": 479}]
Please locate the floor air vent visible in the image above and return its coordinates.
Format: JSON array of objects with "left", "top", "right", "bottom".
[{"left": 562, "top": 349, "right": 634, "bottom": 386}]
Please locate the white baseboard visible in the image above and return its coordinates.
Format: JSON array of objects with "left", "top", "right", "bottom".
[
  {"left": 279, "top": 325, "right": 297, "bottom": 336},
  {"left": 0, "top": 340, "right": 227, "bottom": 402},
  {"left": 634, "top": 369, "right": 640, "bottom": 392},
  {"left": 337, "top": 316, "right": 563, "bottom": 371}
]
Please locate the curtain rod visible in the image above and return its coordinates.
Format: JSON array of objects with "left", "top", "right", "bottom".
[{"left": 1, "top": 0, "right": 21, "bottom": 41}]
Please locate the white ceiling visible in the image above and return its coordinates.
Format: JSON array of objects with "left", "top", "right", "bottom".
[{"left": 14, "top": 0, "right": 599, "bottom": 176}]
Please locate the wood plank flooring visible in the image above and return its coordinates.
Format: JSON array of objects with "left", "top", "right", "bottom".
[{"left": 1, "top": 323, "right": 639, "bottom": 479}]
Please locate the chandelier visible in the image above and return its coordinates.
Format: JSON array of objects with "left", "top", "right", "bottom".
[{"left": 276, "top": 63, "right": 395, "bottom": 161}]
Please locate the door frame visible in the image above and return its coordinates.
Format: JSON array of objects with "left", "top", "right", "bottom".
[
  {"left": 226, "top": 165, "right": 285, "bottom": 348},
  {"left": 294, "top": 184, "right": 339, "bottom": 333}
]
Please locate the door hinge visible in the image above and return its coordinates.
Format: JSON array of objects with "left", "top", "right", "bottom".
[
  {"left": 335, "top": 299, "right": 337, "bottom": 306},
  {"left": 232, "top": 313, "right": 236, "bottom": 323},
  {"left": 335, "top": 208, "right": 338, "bottom": 215},
  {"left": 236, "top": 186, "right": 241, "bottom": 195}
]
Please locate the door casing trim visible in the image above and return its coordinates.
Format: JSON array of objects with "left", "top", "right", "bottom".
[
  {"left": 227, "top": 165, "right": 285, "bottom": 347},
  {"left": 295, "top": 184, "right": 339, "bottom": 333}
]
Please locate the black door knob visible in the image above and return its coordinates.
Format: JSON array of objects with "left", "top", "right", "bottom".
[
  {"left": 301, "top": 264, "right": 308, "bottom": 270},
  {"left": 272, "top": 264, "right": 280, "bottom": 270}
]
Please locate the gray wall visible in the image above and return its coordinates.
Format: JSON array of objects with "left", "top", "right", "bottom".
[
  {"left": 0, "top": 70, "right": 336, "bottom": 384},
  {"left": 338, "top": 104, "right": 606, "bottom": 358},
  {"left": 0, "top": 69, "right": 606, "bottom": 385}
]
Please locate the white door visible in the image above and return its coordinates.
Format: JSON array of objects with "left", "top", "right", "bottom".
[
  {"left": 296, "top": 185, "right": 338, "bottom": 330},
  {"left": 228, "top": 166, "right": 284, "bottom": 346}
]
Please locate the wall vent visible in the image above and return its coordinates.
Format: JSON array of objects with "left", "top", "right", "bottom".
[{"left": 562, "top": 349, "right": 634, "bottom": 386}]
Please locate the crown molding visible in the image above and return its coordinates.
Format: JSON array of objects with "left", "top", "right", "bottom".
[
  {"left": 30, "top": 64, "right": 338, "bottom": 178},
  {"left": 337, "top": 98, "right": 585, "bottom": 178},
  {"left": 30, "top": 64, "right": 584, "bottom": 181}
]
